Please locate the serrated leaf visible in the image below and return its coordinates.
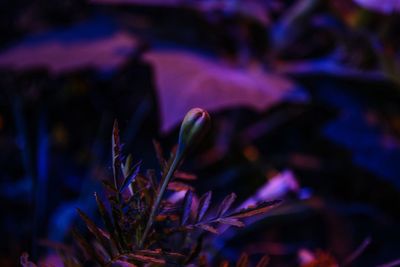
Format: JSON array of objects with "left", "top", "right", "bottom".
[
  {"left": 112, "top": 120, "right": 122, "bottom": 189},
  {"left": 134, "top": 249, "right": 184, "bottom": 261},
  {"left": 119, "top": 160, "right": 141, "bottom": 193},
  {"left": 217, "top": 193, "right": 236, "bottom": 217},
  {"left": 255, "top": 256, "right": 270, "bottom": 267},
  {"left": 181, "top": 190, "right": 193, "bottom": 225},
  {"left": 72, "top": 230, "right": 106, "bottom": 265},
  {"left": 146, "top": 169, "right": 158, "bottom": 194},
  {"left": 77, "top": 209, "right": 113, "bottom": 258},
  {"left": 197, "top": 224, "right": 218, "bottom": 234},
  {"left": 174, "top": 171, "right": 197, "bottom": 180},
  {"left": 153, "top": 139, "right": 166, "bottom": 169},
  {"left": 126, "top": 253, "right": 165, "bottom": 264},
  {"left": 237, "top": 253, "right": 249, "bottom": 267},
  {"left": 168, "top": 181, "right": 194, "bottom": 192},
  {"left": 185, "top": 236, "right": 203, "bottom": 264},
  {"left": 217, "top": 218, "right": 245, "bottom": 227},
  {"left": 111, "top": 206, "right": 128, "bottom": 250},
  {"left": 122, "top": 154, "right": 133, "bottom": 178},
  {"left": 110, "top": 260, "right": 137, "bottom": 267},
  {"left": 227, "top": 200, "right": 281, "bottom": 219},
  {"left": 101, "top": 179, "right": 117, "bottom": 193},
  {"left": 94, "top": 192, "right": 121, "bottom": 253},
  {"left": 197, "top": 191, "right": 212, "bottom": 222},
  {"left": 135, "top": 175, "right": 153, "bottom": 206}
]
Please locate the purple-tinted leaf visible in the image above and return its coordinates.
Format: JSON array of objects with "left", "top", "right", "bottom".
[
  {"left": 110, "top": 260, "right": 137, "bottom": 267},
  {"left": 91, "top": 0, "right": 182, "bottom": 6},
  {"left": 185, "top": 236, "right": 203, "bottom": 264},
  {"left": 174, "top": 171, "right": 197, "bottom": 180},
  {"left": 217, "top": 193, "right": 236, "bottom": 217},
  {"left": 91, "top": 0, "right": 270, "bottom": 25},
  {"left": 168, "top": 181, "right": 194, "bottom": 192},
  {"left": 111, "top": 206, "right": 128, "bottom": 250},
  {"left": 20, "top": 253, "right": 37, "bottom": 267},
  {"left": 277, "top": 58, "right": 384, "bottom": 80},
  {"left": 193, "top": 1, "right": 270, "bottom": 25},
  {"left": 217, "top": 218, "right": 245, "bottom": 227},
  {"left": 353, "top": 0, "right": 400, "bottom": 13},
  {"left": 101, "top": 179, "right": 118, "bottom": 193},
  {"left": 77, "top": 209, "right": 113, "bottom": 258},
  {"left": 239, "top": 170, "right": 298, "bottom": 209},
  {"left": 152, "top": 140, "right": 166, "bottom": 169},
  {"left": 125, "top": 253, "right": 165, "bottom": 264},
  {"left": 227, "top": 200, "right": 281, "bottom": 219},
  {"left": 0, "top": 30, "right": 137, "bottom": 74},
  {"left": 112, "top": 120, "right": 122, "bottom": 190},
  {"left": 181, "top": 190, "right": 194, "bottom": 225},
  {"left": 198, "top": 224, "right": 218, "bottom": 234},
  {"left": 146, "top": 169, "right": 158, "bottom": 194},
  {"left": 122, "top": 154, "right": 133, "bottom": 179},
  {"left": 94, "top": 192, "right": 121, "bottom": 252},
  {"left": 143, "top": 51, "right": 308, "bottom": 133},
  {"left": 73, "top": 230, "right": 106, "bottom": 265},
  {"left": 196, "top": 191, "right": 212, "bottom": 222},
  {"left": 119, "top": 161, "right": 141, "bottom": 193},
  {"left": 135, "top": 249, "right": 185, "bottom": 260}
]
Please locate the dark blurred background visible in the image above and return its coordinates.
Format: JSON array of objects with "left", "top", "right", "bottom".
[{"left": 1, "top": 0, "right": 400, "bottom": 266}]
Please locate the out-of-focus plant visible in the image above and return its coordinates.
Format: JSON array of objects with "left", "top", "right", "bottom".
[
  {"left": 21, "top": 108, "right": 280, "bottom": 266},
  {"left": 353, "top": 0, "right": 400, "bottom": 14}
]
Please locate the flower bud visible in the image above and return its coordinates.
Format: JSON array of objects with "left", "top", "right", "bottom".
[{"left": 176, "top": 108, "right": 210, "bottom": 160}]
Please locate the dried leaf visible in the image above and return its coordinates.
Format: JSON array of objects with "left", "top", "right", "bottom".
[
  {"left": 236, "top": 253, "right": 249, "bottom": 267},
  {"left": 101, "top": 179, "right": 118, "bottom": 193},
  {"left": 112, "top": 120, "right": 122, "bottom": 189},
  {"left": 153, "top": 139, "right": 167, "bottom": 169},
  {"left": 181, "top": 190, "right": 194, "bottom": 225},
  {"left": 174, "top": 171, "right": 197, "bottom": 180},
  {"left": 94, "top": 192, "right": 121, "bottom": 253},
  {"left": 168, "top": 181, "right": 194, "bottom": 192},
  {"left": 110, "top": 260, "right": 137, "bottom": 267},
  {"left": 126, "top": 253, "right": 166, "bottom": 264},
  {"left": 77, "top": 209, "right": 113, "bottom": 258},
  {"left": 198, "top": 224, "right": 218, "bottom": 234},
  {"left": 72, "top": 230, "right": 106, "bottom": 265},
  {"left": 111, "top": 206, "right": 128, "bottom": 250},
  {"left": 133, "top": 249, "right": 185, "bottom": 262},
  {"left": 217, "top": 218, "right": 245, "bottom": 227},
  {"left": 197, "top": 191, "right": 212, "bottom": 222},
  {"left": 185, "top": 236, "right": 203, "bottom": 264},
  {"left": 146, "top": 169, "right": 158, "bottom": 193},
  {"left": 227, "top": 200, "right": 281, "bottom": 219},
  {"left": 256, "top": 256, "right": 270, "bottom": 267},
  {"left": 217, "top": 193, "right": 236, "bottom": 217}
]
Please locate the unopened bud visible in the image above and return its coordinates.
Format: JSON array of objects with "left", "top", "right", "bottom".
[{"left": 176, "top": 108, "right": 210, "bottom": 160}]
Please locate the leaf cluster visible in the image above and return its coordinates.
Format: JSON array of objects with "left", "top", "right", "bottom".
[{"left": 23, "top": 121, "right": 280, "bottom": 267}]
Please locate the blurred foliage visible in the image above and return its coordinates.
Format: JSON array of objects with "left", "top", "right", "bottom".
[{"left": 0, "top": 0, "right": 400, "bottom": 266}]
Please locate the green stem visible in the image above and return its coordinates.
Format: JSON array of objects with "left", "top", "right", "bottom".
[{"left": 138, "top": 154, "right": 180, "bottom": 248}]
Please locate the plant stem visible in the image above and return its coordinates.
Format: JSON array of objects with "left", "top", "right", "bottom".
[{"left": 138, "top": 154, "right": 180, "bottom": 248}]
